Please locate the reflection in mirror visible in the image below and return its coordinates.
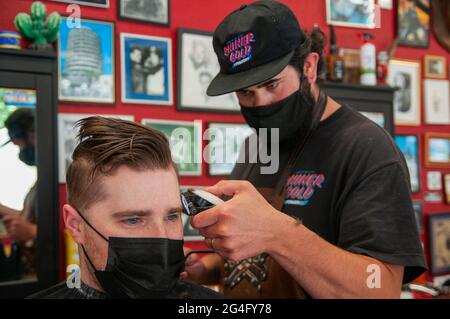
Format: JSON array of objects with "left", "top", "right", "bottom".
[{"left": 0, "top": 88, "right": 37, "bottom": 283}]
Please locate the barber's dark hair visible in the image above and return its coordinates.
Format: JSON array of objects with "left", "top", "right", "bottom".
[{"left": 288, "top": 26, "right": 327, "bottom": 82}]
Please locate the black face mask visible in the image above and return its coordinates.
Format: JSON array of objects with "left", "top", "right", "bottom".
[
  {"left": 75, "top": 209, "right": 185, "bottom": 299},
  {"left": 240, "top": 81, "right": 317, "bottom": 143},
  {"left": 19, "top": 145, "right": 35, "bottom": 166}
]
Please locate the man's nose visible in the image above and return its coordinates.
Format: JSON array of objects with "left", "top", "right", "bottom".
[{"left": 254, "top": 91, "right": 273, "bottom": 107}]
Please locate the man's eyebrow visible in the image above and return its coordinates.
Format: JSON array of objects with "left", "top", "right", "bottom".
[
  {"left": 167, "top": 206, "right": 184, "bottom": 215},
  {"left": 111, "top": 210, "right": 152, "bottom": 218}
]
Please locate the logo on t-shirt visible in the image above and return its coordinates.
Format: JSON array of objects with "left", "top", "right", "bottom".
[{"left": 284, "top": 170, "right": 325, "bottom": 206}]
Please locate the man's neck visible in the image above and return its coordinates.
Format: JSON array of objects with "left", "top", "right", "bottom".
[
  {"left": 80, "top": 258, "right": 105, "bottom": 293},
  {"left": 311, "top": 83, "right": 342, "bottom": 122}
]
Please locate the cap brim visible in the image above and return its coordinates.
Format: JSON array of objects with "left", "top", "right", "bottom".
[{"left": 206, "top": 50, "right": 295, "bottom": 97}]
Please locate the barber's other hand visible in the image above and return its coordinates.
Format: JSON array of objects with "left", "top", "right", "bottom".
[
  {"left": 191, "top": 180, "right": 292, "bottom": 261},
  {"left": 3, "top": 215, "right": 37, "bottom": 242},
  {"left": 180, "top": 247, "right": 208, "bottom": 284}
]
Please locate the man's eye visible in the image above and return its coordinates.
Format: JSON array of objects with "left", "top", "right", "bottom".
[
  {"left": 167, "top": 213, "right": 180, "bottom": 222},
  {"left": 237, "top": 90, "right": 250, "bottom": 96},
  {"left": 267, "top": 82, "right": 279, "bottom": 90},
  {"left": 123, "top": 217, "right": 142, "bottom": 226}
]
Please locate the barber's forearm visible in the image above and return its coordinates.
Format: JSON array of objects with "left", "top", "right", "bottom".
[
  {"left": 200, "top": 253, "right": 223, "bottom": 285},
  {"left": 267, "top": 217, "right": 403, "bottom": 298},
  {"left": 0, "top": 204, "right": 21, "bottom": 216}
]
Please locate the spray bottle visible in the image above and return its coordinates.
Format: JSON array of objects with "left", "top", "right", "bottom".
[{"left": 360, "top": 33, "right": 376, "bottom": 86}]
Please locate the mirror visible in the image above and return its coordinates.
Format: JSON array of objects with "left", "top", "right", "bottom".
[{"left": 0, "top": 87, "right": 38, "bottom": 283}]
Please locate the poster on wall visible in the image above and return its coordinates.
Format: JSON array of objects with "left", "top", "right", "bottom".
[
  {"left": 397, "top": 0, "right": 430, "bottom": 48},
  {"left": 326, "top": 0, "right": 376, "bottom": 29},
  {"left": 53, "top": 0, "right": 109, "bottom": 8},
  {"left": 177, "top": 29, "right": 240, "bottom": 113},
  {"left": 424, "top": 80, "right": 450, "bottom": 125},
  {"left": 58, "top": 18, "right": 115, "bottom": 103},
  {"left": 395, "top": 135, "right": 420, "bottom": 193},
  {"left": 121, "top": 33, "right": 173, "bottom": 105},
  {"left": 142, "top": 119, "right": 202, "bottom": 176},
  {"left": 57, "top": 113, "right": 134, "bottom": 183},
  {"left": 387, "top": 59, "right": 421, "bottom": 126},
  {"left": 119, "top": 0, "right": 170, "bottom": 26}
]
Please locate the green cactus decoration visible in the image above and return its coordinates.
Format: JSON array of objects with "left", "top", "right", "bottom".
[{"left": 14, "top": 1, "right": 61, "bottom": 50}]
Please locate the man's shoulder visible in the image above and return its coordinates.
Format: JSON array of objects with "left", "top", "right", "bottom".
[
  {"left": 26, "top": 282, "right": 73, "bottom": 299},
  {"left": 173, "top": 280, "right": 223, "bottom": 299}
]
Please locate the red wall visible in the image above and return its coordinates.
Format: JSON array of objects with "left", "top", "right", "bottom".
[{"left": 1, "top": 0, "right": 449, "bottom": 281}]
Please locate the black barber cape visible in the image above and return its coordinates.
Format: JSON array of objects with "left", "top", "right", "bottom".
[{"left": 27, "top": 280, "right": 223, "bottom": 299}]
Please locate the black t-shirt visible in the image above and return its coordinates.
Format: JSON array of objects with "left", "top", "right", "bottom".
[
  {"left": 27, "top": 280, "right": 223, "bottom": 299},
  {"left": 231, "top": 104, "right": 427, "bottom": 283}
]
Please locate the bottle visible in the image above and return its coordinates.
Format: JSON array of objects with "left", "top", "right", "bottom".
[
  {"left": 360, "top": 33, "right": 376, "bottom": 86},
  {"left": 326, "top": 25, "right": 345, "bottom": 82},
  {"left": 376, "top": 51, "right": 389, "bottom": 85}
]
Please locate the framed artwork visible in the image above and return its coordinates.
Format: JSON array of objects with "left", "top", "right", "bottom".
[
  {"left": 120, "top": 33, "right": 173, "bottom": 105},
  {"left": 53, "top": 0, "right": 109, "bottom": 8},
  {"left": 360, "top": 111, "right": 385, "bottom": 128},
  {"left": 326, "top": 0, "right": 376, "bottom": 28},
  {"left": 424, "top": 133, "right": 450, "bottom": 168},
  {"left": 205, "top": 122, "right": 254, "bottom": 176},
  {"left": 58, "top": 18, "right": 115, "bottom": 103},
  {"left": 177, "top": 29, "right": 240, "bottom": 113},
  {"left": 378, "top": 0, "right": 393, "bottom": 10},
  {"left": 142, "top": 119, "right": 202, "bottom": 176},
  {"left": 444, "top": 174, "right": 450, "bottom": 204},
  {"left": 427, "top": 171, "right": 443, "bottom": 191},
  {"left": 388, "top": 59, "right": 421, "bottom": 126},
  {"left": 180, "top": 185, "right": 204, "bottom": 241},
  {"left": 397, "top": 0, "right": 430, "bottom": 48},
  {"left": 395, "top": 135, "right": 420, "bottom": 193},
  {"left": 57, "top": 113, "right": 135, "bottom": 183},
  {"left": 118, "top": 0, "right": 170, "bottom": 26},
  {"left": 424, "top": 55, "right": 447, "bottom": 79},
  {"left": 428, "top": 212, "right": 450, "bottom": 275},
  {"left": 424, "top": 80, "right": 450, "bottom": 125},
  {"left": 412, "top": 201, "right": 423, "bottom": 232}
]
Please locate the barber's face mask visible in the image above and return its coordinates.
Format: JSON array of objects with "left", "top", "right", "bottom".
[
  {"left": 19, "top": 144, "right": 35, "bottom": 166},
  {"left": 240, "top": 81, "right": 316, "bottom": 143},
  {"left": 75, "top": 209, "right": 185, "bottom": 299}
]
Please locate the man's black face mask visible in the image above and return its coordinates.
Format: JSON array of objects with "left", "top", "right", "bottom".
[
  {"left": 75, "top": 208, "right": 185, "bottom": 299},
  {"left": 239, "top": 77, "right": 317, "bottom": 143},
  {"left": 19, "top": 144, "right": 35, "bottom": 166}
]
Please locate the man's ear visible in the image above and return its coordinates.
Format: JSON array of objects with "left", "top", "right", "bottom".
[
  {"left": 302, "top": 52, "right": 319, "bottom": 84},
  {"left": 63, "top": 204, "right": 84, "bottom": 244}
]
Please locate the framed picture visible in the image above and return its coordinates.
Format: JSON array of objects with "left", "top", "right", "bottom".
[
  {"left": 57, "top": 113, "right": 135, "bottom": 183},
  {"left": 412, "top": 201, "right": 423, "bottom": 232},
  {"left": 444, "top": 174, "right": 450, "bottom": 204},
  {"left": 378, "top": 0, "right": 393, "bottom": 10},
  {"left": 142, "top": 119, "right": 202, "bottom": 176},
  {"left": 118, "top": 0, "right": 170, "bottom": 26},
  {"left": 359, "top": 111, "right": 386, "bottom": 128},
  {"left": 424, "top": 80, "right": 450, "bottom": 125},
  {"left": 397, "top": 0, "right": 430, "bottom": 48},
  {"left": 58, "top": 18, "right": 115, "bottom": 103},
  {"left": 425, "top": 133, "right": 450, "bottom": 168},
  {"left": 205, "top": 123, "right": 254, "bottom": 176},
  {"left": 388, "top": 59, "right": 421, "bottom": 126},
  {"left": 180, "top": 185, "right": 204, "bottom": 241},
  {"left": 120, "top": 33, "right": 173, "bottom": 105},
  {"left": 427, "top": 171, "right": 442, "bottom": 191},
  {"left": 427, "top": 212, "right": 450, "bottom": 276},
  {"left": 177, "top": 29, "right": 240, "bottom": 113},
  {"left": 424, "top": 55, "right": 447, "bottom": 79},
  {"left": 395, "top": 135, "right": 420, "bottom": 193},
  {"left": 53, "top": 0, "right": 109, "bottom": 8},
  {"left": 326, "top": 0, "right": 376, "bottom": 28}
]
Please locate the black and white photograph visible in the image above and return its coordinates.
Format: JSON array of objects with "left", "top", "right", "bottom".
[
  {"left": 177, "top": 29, "right": 240, "bottom": 112},
  {"left": 53, "top": 0, "right": 109, "bottom": 8},
  {"left": 57, "top": 113, "right": 134, "bottom": 183},
  {"left": 424, "top": 55, "right": 447, "bottom": 79},
  {"left": 388, "top": 59, "right": 421, "bottom": 126},
  {"left": 424, "top": 80, "right": 450, "bottom": 125},
  {"left": 119, "top": 0, "right": 170, "bottom": 26}
]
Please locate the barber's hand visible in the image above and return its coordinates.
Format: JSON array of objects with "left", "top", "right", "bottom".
[
  {"left": 3, "top": 215, "right": 37, "bottom": 242},
  {"left": 191, "top": 180, "right": 291, "bottom": 261},
  {"left": 180, "top": 247, "right": 207, "bottom": 284}
]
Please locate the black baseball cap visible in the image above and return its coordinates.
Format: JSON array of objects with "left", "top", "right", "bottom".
[{"left": 207, "top": 0, "right": 305, "bottom": 96}]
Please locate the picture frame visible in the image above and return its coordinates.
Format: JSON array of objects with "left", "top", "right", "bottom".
[
  {"left": 177, "top": 29, "right": 240, "bottom": 113},
  {"left": 57, "top": 113, "right": 135, "bottom": 183},
  {"left": 427, "top": 171, "right": 443, "bottom": 191},
  {"left": 397, "top": 0, "right": 430, "bottom": 48},
  {"left": 424, "top": 80, "right": 450, "bottom": 125},
  {"left": 424, "top": 132, "right": 450, "bottom": 168},
  {"left": 326, "top": 0, "right": 376, "bottom": 29},
  {"left": 142, "top": 119, "right": 202, "bottom": 176},
  {"left": 120, "top": 33, "right": 173, "bottom": 105},
  {"left": 395, "top": 135, "right": 420, "bottom": 193},
  {"left": 412, "top": 201, "right": 423, "bottom": 232},
  {"left": 359, "top": 111, "right": 386, "bottom": 129},
  {"left": 444, "top": 174, "right": 450, "bottom": 204},
  {"left": 427, "top": 212, "right": 450, "bottom": 276},
  {"left": 424, "top": 55, "right": 447, "bottom": 79},
  {"left": 388, "top": 59, "right": 421, "bottom": 126},
  {"left": 180, "top": 185, "right": 204, "bottom": 241},
  {"left": 53, "top": 0, "right": 109, "bottom": 8},
  {"left": 58, "top": 18, "right": 115, "bottom": 103},
  {"left": 118, "top": 0, "right": 170, "bottom": 26},
  {"left": 205, "top": 122, "right": 254, "bottom": 176}
]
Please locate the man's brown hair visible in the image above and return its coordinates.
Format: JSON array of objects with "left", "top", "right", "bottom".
[{"left": 66, "top": 116, "right": 175, "bottom": 211}]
